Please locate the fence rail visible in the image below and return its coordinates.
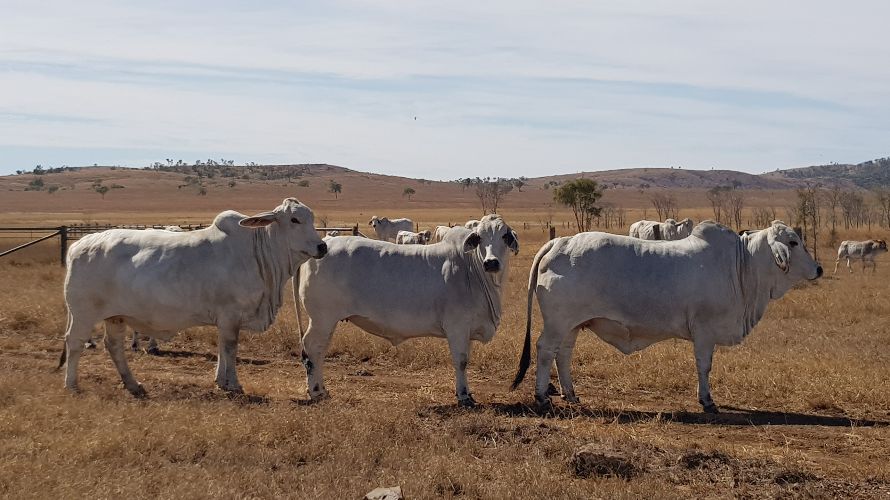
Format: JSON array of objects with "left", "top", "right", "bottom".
[{"left": 0, "top": 223, "right": 369, "bottom": 265}]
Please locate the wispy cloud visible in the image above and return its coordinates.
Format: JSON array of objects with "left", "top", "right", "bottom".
[{"left": 1, "top": 0, "right": 888, "bottom": 177}]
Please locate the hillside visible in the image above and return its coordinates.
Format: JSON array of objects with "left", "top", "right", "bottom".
[
  {"left": 763, "top": 157, "right": 890, "bottom": 189},
  {"left": 540, "top": 167, "right": 799, "bottom": 190}
]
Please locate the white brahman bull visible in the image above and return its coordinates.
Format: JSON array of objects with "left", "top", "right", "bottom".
[
  {"left": 434, "top": 225, "right": 453, "bottom": 243},
  {"left": 396, "top": 230, "right": 431, "bottom": 245},
  {"left": 628, "top": 218, "right": 694, "bottom": 241},
  {"left": 512, "top": 220, "right": 822, "bottom": 413},
  {"left": 298, "top": 214, "right": 519, "bottom": 407},
  {"left": 59, "top": 198, "right": 327, "bottom": 397},
  {"left": 834, "top": 239, "right": 888, "bottom": 274},
  {"left": 368, "top": 216, "right": 414, "bottom": 242}
]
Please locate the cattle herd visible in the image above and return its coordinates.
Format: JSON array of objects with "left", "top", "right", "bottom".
[{"left": 61, "top": 197, "right": 890, "bottom": 415}]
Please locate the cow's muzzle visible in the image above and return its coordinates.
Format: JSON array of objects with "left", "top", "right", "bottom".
[
  {"left": 813, "top": 265, "right": 823, "bottom": 279},
  {"left": 315, "top": 242, "right": 328, "bottom": 258},
  {"left": 482, "top": 259, "right": 500, "bottom": 273}
]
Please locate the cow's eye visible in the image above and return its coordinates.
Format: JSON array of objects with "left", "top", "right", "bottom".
[
  {"left": 788, "top": 240, "right": 798, "bottom": 247},
  {"left": 291, "top": 217, "right": 301, "bottom": 224}
]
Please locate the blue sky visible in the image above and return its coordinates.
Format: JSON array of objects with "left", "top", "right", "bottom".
[{"left": 1, "top": 0, "right": 888, "bottom": 178}]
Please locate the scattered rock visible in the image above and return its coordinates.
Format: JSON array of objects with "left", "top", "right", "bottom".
[
  {"left": 678, "top": 450, "right": 731, "bottom": 469},
  {"left": 365, "top": 485, "right": 402, "bottom": 500}
]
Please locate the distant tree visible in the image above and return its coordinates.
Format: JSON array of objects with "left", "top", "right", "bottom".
[
  {"left": 47, "top": 185, "right": 60, "bottom": 194},
  {"left": 474, "top": 177, "right": 513, "bottom": 214},
  {"left": 328, "top": 180, "right": 342, "bottom": 199},
  {"left": 706, "top": 186, "right": 730, "bottom": 224},
  {"left": 553, "top": 178, "right": 604, "bottom": 232},
  {"left": 513, "top": 179, "right": 525, "bottom": 192},
  {"left": 94, "top": 185, "right": 109, "bottom": 199},
  {"left": 26, "top": 177, "right": 45, "bottom": 191},
  {"left": 33, "top": 165, "right": 44, "bottom": 175},
  {"left": 794, "top": 183, "right": 822, "bottom": 261},
  {"left": 297, "top": 180, "right": 310, "bottom": 187},
  {"left": 649, "top": 192, "right": 678, "bottom": 220},
  {"left": 198, "top": 186, "right": 207, "bottom": 196},
  {"left": 403, "top": 187, "right": 416, "bottom": 200},
  {"left": 228, "top": 179, "right": 236, "bottom": 188}
]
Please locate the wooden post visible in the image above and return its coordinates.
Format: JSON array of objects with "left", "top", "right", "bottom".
[
  {"left": 352, "top": 225, "right": 359, "bottom": 236},
  {"left": 59, "top": 226, "right": 68, "bottom": 266},
  {"left": 549, "top": 226, "right": 556, "bottom": 240}
]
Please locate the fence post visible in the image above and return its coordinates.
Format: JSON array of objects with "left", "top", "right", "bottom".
[
  {"left": 549, "top": 226, "right": 556, "bottom": 240},
  {"left": 352, "top": 225, "right": 359, "bottom": 236},
  {"left": 59, "top": 226, "right": 68, "bottom": 266}
]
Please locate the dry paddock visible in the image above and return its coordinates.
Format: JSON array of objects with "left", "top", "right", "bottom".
[{"left": 1, "top": 226, "right": 889, "bottom": 499}]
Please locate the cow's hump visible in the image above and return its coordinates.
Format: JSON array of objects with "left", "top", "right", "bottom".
[
  {"left": 690, "top": 220, "right": 739, "bottom": 245},
  {"left": 212, "top": 210, "right": 249, "bottom": 235}
]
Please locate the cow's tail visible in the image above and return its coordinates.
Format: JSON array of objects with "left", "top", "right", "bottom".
[
  {"left": 511, "top": 238, "right": 556, "bottom": 390},
  {"left": 56, "top": 309, "right": 72, "bottom": 371}
]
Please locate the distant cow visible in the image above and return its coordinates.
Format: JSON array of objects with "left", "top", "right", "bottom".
[
  {"left": 628, "top": 218, "right": 694, "bottom": 241},
  {"left": 512, "top": 221, "right": 822, "bottom": 413},
  {"left": 465, "top": 219, "right": 481, "bottom": 230},
  {"left": 59, "top": 198, "right": 328, "bottom": 397},
  {"left": 396, "top": 230, "right": 431, "bottom": 245},
  {"left": 368, "top": 216, "right": 414, "bottom": 242},
  {"left": 834, "top": 239, "right": 888, "bottom": 274},
  {"left": 298, "top": 215, "right": 519, "bottom": 407},
  {"left": 434, "top": 225, "right": 453, "bottom": 243}
]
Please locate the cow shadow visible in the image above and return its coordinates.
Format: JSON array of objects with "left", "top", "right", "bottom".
[
  {"left": 468, "top": 402, "right": 890, "bottom": 427},
  {"left": 149, "top": 349, "right": 272, "bottom": 366}
]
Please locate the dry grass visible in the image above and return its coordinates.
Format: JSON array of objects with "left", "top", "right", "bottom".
[{"left": 2, "top": 201, "right": 890, "bottom": 498}]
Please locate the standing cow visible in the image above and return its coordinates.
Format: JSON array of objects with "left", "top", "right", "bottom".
[
  {"left": 396, "top": 230, "right": 431, "bottom": 245},
  {"left": 298, "top": 214, "right": 519, "bottom": 406},
  {"left": 59, "top": 198, "right": 327, "bottom": 397},
  {"left": 512, "top": 220, "right": 822, "bottom": 413},
  {"left": 433, "top": 225, "right": 453, "bottom": 243},
  {"left": 834, "top": 239, "right": 888, "bottom": 274},
  {"left": 629, "top": 218, "right": 694, "bottom": 241},
  {"left": 368, "top": 216, "right": 414, "bottom": 242}
]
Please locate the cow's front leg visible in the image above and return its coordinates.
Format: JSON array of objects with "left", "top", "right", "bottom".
[
  {"left": 215, "top": 323, "right": 242, "bottom": 393},
  {"left": 692, "top": 337, "right": 718, "bottom": 413},
  {"left": 445, "top": 331, "right": 475, "bottom": 407}
]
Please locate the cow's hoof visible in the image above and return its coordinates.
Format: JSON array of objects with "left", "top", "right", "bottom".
[
  {"left": 146, "top": 346, "right": 161, "bottom": 356},
  {"left": 308, "top": 391, "right": 330, "bottom": 404},
  {"left": 534, "top": 395, "right": 552, "bottom": 412},
  {"left": 457, "top": 395, "right": 477, "bottom": 408},
  {"left": 562, "top": 394, "right": 581, "bottom": 404},
  {"left": 128, "top": 384, "right": 148, "bottom": 398},
  {"left": 546, "top": 383, "right": 560, "bottom": 396},
  {"left": 702, "top": 402, "right": 719, "bottom": 414}
]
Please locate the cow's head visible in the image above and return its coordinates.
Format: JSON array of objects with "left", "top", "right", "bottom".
[
  {"left": 765, "top": 221, "right": 821, "bottom": 283},
  {"left": 421, "top": 230, "right": 432, "bottom": 244},
  {"left": 876, "top": 239, "right": 888, "bottom": 251},
  {"left": 239, "top": 198, "right": 327, "bottom": 259},
  {"left": 675, "top": 218, "right": 694, "bottom": 238},
  {"left": 368, "top": 216, "right": 379, "bottom": 227},
  {"left": 464, "top": 214, "right": 519, "bottom": 274}
]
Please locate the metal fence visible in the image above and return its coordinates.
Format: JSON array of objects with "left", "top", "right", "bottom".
[{"left": 0, "top": 224, "right": 366, "bottom": 266}]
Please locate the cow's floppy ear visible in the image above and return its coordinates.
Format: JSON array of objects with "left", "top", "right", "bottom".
[
  {"left": 463, "top": 232, "right": 481, "bottom": 252},
  {"left": 239, "top": 211, "right": 277, "bottom": 228},
  {"left": 767, "top": 229, "right": 790, "bottom": 273},
  {"left": 504, "top": 230, "right": 519, "bottom": 255}
]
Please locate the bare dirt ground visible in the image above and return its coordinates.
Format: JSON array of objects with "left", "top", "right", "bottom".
[{"left": 1, "top": 174, "right": 889, "bottom": 498}]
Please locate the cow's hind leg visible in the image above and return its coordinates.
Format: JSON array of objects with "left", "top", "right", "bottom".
[
  {"left": 692, "top": 336, "right": 718, "bottom": 414},
  {"left": 146, "top": 337, "right": 160, "bottom": 355},
  {"left": 555, "top": 328, "right": 581, "bottom": 403},
  {"left": 63, "top": 313, "right": 96, "bottom": 392},
  {"left": 444, "top": 330, "right": 475, "bottom": 407},
  {"left": 535, "top": 317, "right": 571, "bottom": 408},
  {"left": 104, "top": 318, "right": 146, "bottom": 397},
  {"left": 215, "top": 322, "right": 242, "bottom": 393},
  {"left": 301, "top": 318, "right": 336, "bottom": 401}
]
